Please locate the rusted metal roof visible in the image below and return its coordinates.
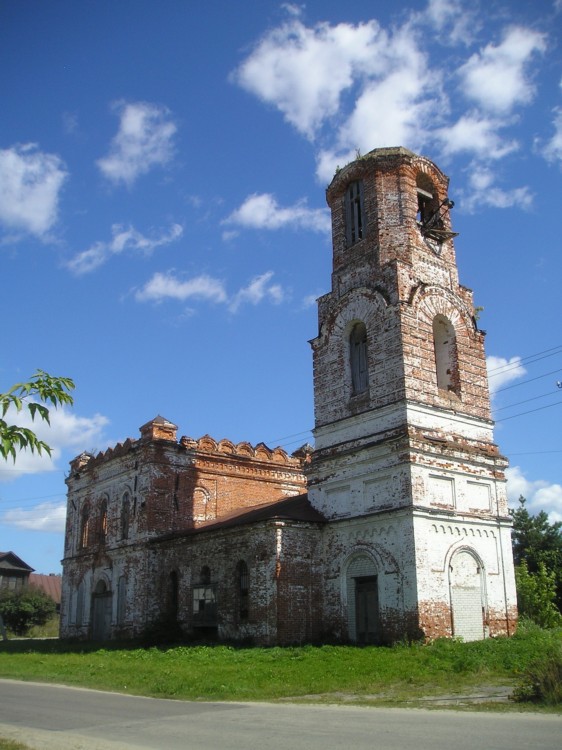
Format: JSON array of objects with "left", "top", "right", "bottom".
[
  {"left": 153, "top": 493, "right": 326, "bottom": 543},
  {"left": 29, "top": 573, "right": 62, "bottom": 604}
]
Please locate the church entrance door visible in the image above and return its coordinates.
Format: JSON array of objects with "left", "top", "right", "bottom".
[
  {"left": 355, "top": 576, "right": 379, "bottom": 644},
  {"left": 92, "top": 580, "right": 112, "bottom": 641}
]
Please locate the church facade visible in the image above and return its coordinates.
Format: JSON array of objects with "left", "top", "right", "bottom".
[{"left": 60, "top": 147, "right": 518, "bottom": 644}]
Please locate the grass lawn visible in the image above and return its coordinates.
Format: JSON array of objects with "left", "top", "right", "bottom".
[{"left": 0, "top": 621, "right": 560, "bottom": 709}]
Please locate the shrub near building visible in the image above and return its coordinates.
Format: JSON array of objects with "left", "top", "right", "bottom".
[{"left": 0, "top": 586, "right": 56, "bottom": 636}]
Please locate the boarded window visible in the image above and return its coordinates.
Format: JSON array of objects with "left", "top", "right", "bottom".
[
  {"left": 350, "top": 322, "right": 369, "bottom": 395},
  {"left": 345, "top": 180, "right": 364, "bottom": 245}
]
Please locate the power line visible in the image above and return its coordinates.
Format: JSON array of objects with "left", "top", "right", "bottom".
[
  {"left": 495, "top": 397, "right": 562, "bottom": 423},
  {"left": 493, "top": 367, "right": 562, "bottom": 394},
  {"left": 493, "top": 389, "right": 560, "bottom": 413},
  {"left": 487, "top": 344, "right": 562, "bottom": 376}
]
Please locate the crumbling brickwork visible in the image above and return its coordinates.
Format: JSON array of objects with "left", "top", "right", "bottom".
[{"left": 61, "top": 147, "right": 517, "bottom": 646}]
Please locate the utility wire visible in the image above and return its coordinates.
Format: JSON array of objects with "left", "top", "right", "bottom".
[
  {"left": 487, "top": 344, "right": 562, "bottom": 376},
  {"left": 495, "top": 398, "right": 562, "bottom": 423},
  {"left": 493, "top": 367, "right": 562, "bottom": 394}
]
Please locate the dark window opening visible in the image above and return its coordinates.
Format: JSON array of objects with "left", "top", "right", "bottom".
[
  {"left": 350, "top": 322, "right": 369, "bottom": 395},
  {"left": 345, "top": 180, "right": 364, "bottom": 246}
]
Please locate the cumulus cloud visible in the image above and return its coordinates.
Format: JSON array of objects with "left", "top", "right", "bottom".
[
  {"left": 67, "top": 222, "right": 183, "bottom": 275},
  {"left": 462, "top": 166, "right": 533, "bottom": 212},
  {"left": 233, "top": 9, "right": 548, "bottom": 197},
  {"left": 458, "top": 26, "right": 547, "bottom": 114},
  {"left": 506, "top": 466, "right": 562, "bottom": 523},
  {"left": 0, "top": 406, "right": 109, "bottom": 482},
  {"left": 421, "top": 0, "right": 479, "bottom": 45},
  {"left": 135, "top": 271, "right": 228, "bottom": 304},
  {"left": 232, "top": 14, "right": 387, "bottom": 139},
  {"left": 136, "top": 269, "right": 284, "bottom": 313},
  {"left": 97, "top": 101, "right": 177, "bottom": 186},
  {"left": 229, "top": 271, "right": 284, "bottom": 313},
  {"left": 487, "top": 354, "right": 527, "bottom": 396},
  {"left": 224, "top": 193, "right": 330, "bottom": 233},
  {"left": 0, "top": 144, "right": 67, "bottom": 238},
  {"left": 436, "top": 114, "right": 519, "bottom": 161},
  {"left": 1, "top": 501, "right": 66, "bottom": 533}
]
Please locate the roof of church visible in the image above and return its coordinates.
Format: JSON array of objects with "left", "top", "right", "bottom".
[{"left": 152, "top": 493, "right": 326, "bottom": 544}]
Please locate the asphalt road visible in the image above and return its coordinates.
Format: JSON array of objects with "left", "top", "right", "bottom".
[{"left": 0, "top": 679, "right": 560, "bottom": 750}]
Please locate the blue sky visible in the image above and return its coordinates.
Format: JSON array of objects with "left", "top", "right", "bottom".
[{"left": 1, "top": 0, "right": 561, "bottom": 574}]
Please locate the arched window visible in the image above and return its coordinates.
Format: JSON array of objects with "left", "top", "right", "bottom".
[
  {"left": 236, "top": 560, "right": 249, "bottom": 623},
  {"left": 99, "top": 499, "right": 108, "bottom": 546},
  {"left": 80, "top": 506, "right": 90, "bottom": 549},
  {"left": 121, "top": 491, "right": 131, "bottom": 540},
  {"left": 433, "top": 315, "right": 460, "bottom": 395},
  {"left": 345, "top": 180, "right": 364, "bottom": 246},
  {"left": 350, "top": 322, "right": 369, "bottom": 395},
  {"left": 416, "top": 173, "right": 438, "bottom": 227}
]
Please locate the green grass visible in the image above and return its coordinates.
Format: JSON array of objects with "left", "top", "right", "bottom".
[
  {"left": 0, "top": 622, "right": 560, "bottom": 709},
  {"left": 0, "top": 739, "right": 31, "bottom": 750}
]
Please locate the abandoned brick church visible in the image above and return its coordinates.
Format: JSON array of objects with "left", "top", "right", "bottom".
[{"left": 60, "top": 147, "right": 518, "bottom": 644}]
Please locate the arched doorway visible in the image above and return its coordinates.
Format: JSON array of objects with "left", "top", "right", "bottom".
[
  {"left": 346, "top": 554, "right": 380, "bottom": 644},
  {"left": 449, "top": 549, "right": 486, "bottom": 641},
  {"left": 91, "top": 579, "right": 112, "bottom": 641}
]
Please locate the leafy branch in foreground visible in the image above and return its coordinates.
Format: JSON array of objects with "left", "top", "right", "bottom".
[{"left": 0, "top": 370, "right": 75, "bottom": 461}]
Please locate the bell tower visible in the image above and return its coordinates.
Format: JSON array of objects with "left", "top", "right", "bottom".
[{"left": 309, "top": 148, "right": 517, "bottom": 642}]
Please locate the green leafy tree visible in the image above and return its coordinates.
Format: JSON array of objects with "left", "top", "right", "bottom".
[
  {"left": 511, "top": 496, "right": 562, "bottom": 613},
  {"left": 1, "top": 370, "right": 75, "bottom": 461},
  {"left": 515, "top": 560, "right": 562, "bottom": 628},
  {"left": 0, "top": 586, "right": 56, "bottom": 636}
]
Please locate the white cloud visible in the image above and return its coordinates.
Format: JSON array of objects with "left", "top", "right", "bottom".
[
  {"left": 542, "top": 107, "right": 562, "bottom": 165},
  {"left": 506, "top": 466, "right": 562, "bottom": 523},
  {"left": 67, "top": 222, "right": 183, "bottom": 275},
  {"left": 0, "top": 144, "right": 67, "bottom": 237},
  {"left": 232, "top": 14, "right": 387, "bottom": 139},
  {"left": 458, "top": 26, "right": 547, "bottom": 114},
  {"left": 422, "top": 0, "right": 479, "bottom": 45},
  {"left": 136, "top": 269, "right": 285, "bottom": 314},
  {"left": 224, "top": 193, "right": 330, "bottom": 233},
  {"left": 97, "top": 101, "right": 177, "bottom": 186},
  {"left": 487, "top": 354, "right": 526, "bottom": 396},
  {"left": 436, "top": 114, "right": 519, "bottom": 160},
  {"left": 462, "top": 166, "right": 533, "bottom": 211},
  {"left": 0, "top": 406, "right": 109, "bottom": 483},
  {"left": 229, "top": 271, "right": 284, "bottom": 313},
  {"left": 1, "top": 501, "right": 66, "bottom": 533},
  {"left": 135, "top": 271, "right": 228, "bottom": 304}
]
